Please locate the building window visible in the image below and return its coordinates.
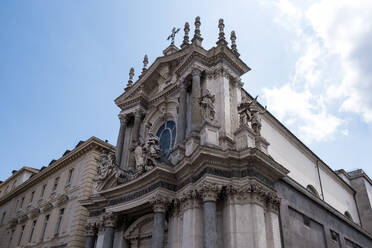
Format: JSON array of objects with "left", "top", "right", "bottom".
[
  {"left": 41, "top": 214, "right": 49, "bottom": 241},
  {"left": 29, "top": 220, "right": 37, "bottom": 242},
  {"left": 55, "top": 208, "right": 65, "bottom": 235},
  {"left": 306, "top": 184, "right": 320, "bottom": 198},
  {"left": 40, "top": 184, "right": 47, "bottom": 200},
  {"left": 1, "top": 212, "right": 5, "bottom": 224},
  {"left": 66, "top": 169, "right": 74, "bottom": 185},
  {"left": 20, "top": 196, "right": 25, "bottom": 209},
  {"left": 29, "top": 191, "right": 35, "bottom": 205},
  {"left": 18, "top": 225, "right": 25, "bottom": 246},
  {"left": 156, "top": 120, "right": 176, "bottom": 160},
  {"left": 344, "top": 211, "right": 353, "bottom": 221},
  {"left": 52, "top": 177, "right": 59, "bottom": 193}
]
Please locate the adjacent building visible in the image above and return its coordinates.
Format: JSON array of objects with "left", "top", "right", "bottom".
[{"left": 0, "top": 137, "right": 114, "bottom": 248}]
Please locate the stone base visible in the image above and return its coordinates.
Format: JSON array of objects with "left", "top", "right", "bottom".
[
  {"left": 255, "top": 136, "right": 270, "bottom": 154},
  {"left": 200, "top": 121, "right": 220, "bottom": 147},
  {"left": 234, "top": 125, "right": 256, "bottom": 151}
]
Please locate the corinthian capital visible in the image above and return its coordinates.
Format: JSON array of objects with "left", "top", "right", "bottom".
[
  {"left": 150, "top": 194, "right": 171, "bottom": 213},
  {"left": 191, "top": 67, "right": 202, "bottom": 77},
  {"left": 85, "top": 222, "right": 97, "bottom": 236},
  {"left": 197, "top": 181, "right": 222, "bottom": 202},
  {"left": 103, "top": 212, "right": 117, "bottom": 228}
]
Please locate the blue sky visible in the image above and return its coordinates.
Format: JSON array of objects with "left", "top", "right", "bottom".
[{"left": 1, "top": 0, "right": 372, "bottom": 181}]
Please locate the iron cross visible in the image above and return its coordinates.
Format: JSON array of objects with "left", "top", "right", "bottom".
[{"left": 167, "top": 27, "right": 181, "bottom": 45}]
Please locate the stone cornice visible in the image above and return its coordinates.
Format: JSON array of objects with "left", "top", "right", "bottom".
[{"left": 0, "top": 137, "right": 115, "bottom": 206}]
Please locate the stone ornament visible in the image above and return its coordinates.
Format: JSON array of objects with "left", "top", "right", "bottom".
[
  {"left": 142, "top": 55, "right": 148, "bottom": 75},
  {"left": 181, "top": 22, "right": 190, "bottom": 48},
  {"left": 94, "top": 150, "right": 119, "bottom": 190},
  {"left": 150, "top": 194, "right": 171, "bottom": 213},
  {"left": 102, "top": 212, "right": 117, "bottom": 228},
  {"left": 197, "top": 181, "right": 222, "bottom": 202},
  {"left": 217, "top": 18, "right": 227, "bottom": 46},
  {"left": 230, "top": 31, "right": 240, "bottom": 57},
  {"left": 224, "top": 182, "right": 280, "bottom": 211},
  {"left": 132, "top": 131, "right": 161, "bottom": 172},
  {"left": 127, "top": 67, "right": 134, "bottom": 88},
  {"left": 199, "top": 89, "right": 216, "bottom": 123},
  {"left": 85, "top": 222, "right": 97, "bottom": 236},
  {"left": 238, "top": 95, "right": 267, "bottom": 135},
  {"left": 192, "top": 16, "right": 203, "bottom": 45}
]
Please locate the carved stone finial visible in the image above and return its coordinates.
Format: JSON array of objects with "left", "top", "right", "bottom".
[
  {"left": 230, "top": 31, "right": 240, "bottom": 57},
  {"left": 192, "top": 16, "right": 203, "bottom": 46},
  {"left": 216, "top": 18, "right": 227, "bottom": 46},
  {"left": 181, "top": 22, "right": 190, "bottom": 49},
  {"left": 127, "top": 67, "right": 134, "bottom": 88},
  {"left": 142, "top": 55, "right": 148, "bottom": 74},
  {"left": 167, "top": 27, "right": 181, "bottom": 45}
]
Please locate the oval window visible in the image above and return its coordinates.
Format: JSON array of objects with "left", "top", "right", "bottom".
[{"left": 156, "top": 121, "right": 176, "bottom": 160}]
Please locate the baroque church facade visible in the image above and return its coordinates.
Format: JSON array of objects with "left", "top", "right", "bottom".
[{"left": 1, "top": 17, "right": 372, "bottom": 248}]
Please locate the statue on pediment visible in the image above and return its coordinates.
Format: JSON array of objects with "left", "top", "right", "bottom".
[
  {"left": 238, "top": 96, "right": 266, "bottom": 135},
  {"left": 200, "top": 90, "right": 216, "bottom": 122}
]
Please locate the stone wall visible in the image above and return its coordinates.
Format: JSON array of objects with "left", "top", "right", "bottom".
[{"left": 277, "top": 179, "right": 372, "bottom": 248}]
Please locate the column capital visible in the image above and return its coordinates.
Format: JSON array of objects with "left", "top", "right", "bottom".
[
  {"left": 134, "top": 109, "right": 144, "bottom": 118},
  {"left": 191, "top": 67, "right": 202, "bottom": 77},
  {"left": 103, "top": 212, "right": 117, "bottom": 228},
  {"left": 118, "top": 113, "right": 129, "bottom": 124},
  {"left": 197, "top": 182, "right": 222, "bottom": 202},
  {"left": 85, "top": 222, "right": 97, "bottom": 237},
  {"left": 150, "top": 194, "right": 170, "bottom": 213}
]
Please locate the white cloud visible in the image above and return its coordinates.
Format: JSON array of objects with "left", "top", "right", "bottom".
[
  {"left": 263, "top": 84, "right": 343, "bottom": 142},
  {"left": 261, "top": 0, "right": 372, "bottom": 142}
]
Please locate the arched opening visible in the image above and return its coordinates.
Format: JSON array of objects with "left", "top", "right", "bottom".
[{"left": 306, "top": 184, "right": 320, "bottom": 198}]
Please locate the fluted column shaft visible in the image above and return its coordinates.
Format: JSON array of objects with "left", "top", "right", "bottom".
[
  {"left": 202, "top": 194, "right": 217, "bottom": 248},
  {"left": 115, "top": 114, "right": 127, "bottom": 165},
  {"left": 191, "top": 69, "right": 202, "bottom": 134},
  {"left": 132, "top": 111, "right": 142, "bottom": 144},
  {"left": 151, "top": 200, "right": 167, "bottom": 248},
  {"left": 85, "top": 236, "right": 95, "bottom": 248},
  {"left": 102, "top": 213, "right": 116, "bottom": 248},
  {"left": 177, "top": 83, "right": 187, "bottom": 144}
]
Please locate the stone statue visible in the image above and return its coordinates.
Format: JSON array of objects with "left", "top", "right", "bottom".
[
  {"left": 94, "top": 150, "right": 121, "bottom": 190},
  {"left": 238, "top": 96, "right": 266, "bottom": 135},
  {"left": 199, "top": 90, "right": 216, "bottom": 122}
]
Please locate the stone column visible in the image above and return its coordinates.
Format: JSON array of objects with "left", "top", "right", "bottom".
[
  {"left": 132, "top": 110, "right": 142, "bottom": 145},
  {"left": 115, "top": 114, "right": 127, "bottom": 165},
  {"left": 85, "top": 223, "right": 97, "bottom": 248},
  {"left": 199, "top": 182, "right": 220, "bottom": 248},
  {"left": 176, "top": 83, "right": 187, "bottom": 145},
  {"left": 102, "top": 213, "right": 116, "bottom": 248},
  {"left": 190, "top": 68, "right": 202, "bottom": 134},
  {"left": 151, "top": 197, "right": 167, "bottom": 248}
]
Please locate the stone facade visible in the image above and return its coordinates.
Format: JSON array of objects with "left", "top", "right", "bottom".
[
  {"left": 80, "top": 17, "right": 372, "bottom": 248},
  {"left": 0, "top": 137, "right": 114, "bottom": 248},
  {"left": 2, "top": 17, "right": 372, "bottom": 248}
]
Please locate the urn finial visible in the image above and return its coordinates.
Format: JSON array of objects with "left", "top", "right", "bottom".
[
  {"left": 191, "top": 16, "right": 203, "bottom": 46},
  {"left": 181, "top": 22, "right": 190, "bottom": 49},
  {"left": 127, "top": 67, "right": 134, "bottom": 88},
  {"left": 142, "top": 55, "right": 148, "bottom": 74},
  {"left": 216, "top": 18, "right": 227, "bottom": 46},
  {"left": 230, "top": 31, "right": 240, "bottom": 57}
]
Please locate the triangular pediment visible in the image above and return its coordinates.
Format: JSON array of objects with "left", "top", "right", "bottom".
[{"left": 115, "top": 43, "right": 250, "bottom": 110}]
